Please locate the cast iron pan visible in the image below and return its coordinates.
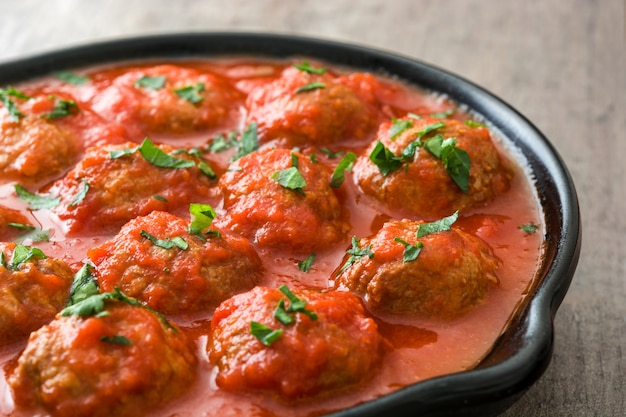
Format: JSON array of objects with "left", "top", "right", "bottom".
[{"left": 0, "top": 33, "right": 581, "bottom": 416}]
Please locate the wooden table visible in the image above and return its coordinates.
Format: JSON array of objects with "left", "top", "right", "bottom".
[{"left": 0, "top": 1, "right": 623, "bottom": 416}]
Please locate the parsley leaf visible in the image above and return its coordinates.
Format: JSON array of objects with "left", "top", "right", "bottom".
[
  {"left": 297, "top": 253, "right": 316, "bottom": 272},
  {"left": 188, "top": 203, "right": 217, "bottom": 236},
  {"left": 319, "top": 148, "right": 344, "bottom": 159},
  {"left": 14, "top": 184, "right": 60, "bottom": 210},
  {"left": 274, "top": 299, "right": 295, "bottom": 325},
  {"left": 54, "top": 71, "right": 90, "bottom": 85},
  {"left": 430, "top": 109, "right": 455, "bottom": 119},
  {"left": 465, "top": 120, "right": 487, "bottom": 128},
  {"left": 140, "top": 230, "right": 189, "bottom": 250},
  {"left": 293, "top": 61, "right": 327, "bottom": 75},
  {"left": 369, "top": 141, "right": 403, "bottom": 176},
  {"left": 2, "top": 244, "right": 47, "bottom": 271},
  {"left": 174, "top": 82, "right": 205, "bottom": 104},
  {"left": 330, "top": 152, "right": 357, "bottom": 188},
  {"left": 100, "top": 335, "right": 132, "bottom": 346},
  {"left": 271, "top": 166, "right": 307, "bottom": 193},
  {"left": 45, "top": 97, "right": 79, "bottom": 119},
  {"left": 67, "top": 263, "right": 99, "bottom": 307},
  {"left": 231, "top": 122, "right": 259, "bottom": 161},
  {"left": 11, "top": 225, "right": 50, "bottom": 244},
  {"left": 278, "top": 285, "right": 318, "bottom": 320},
  {"left": 209, "top": 131, "right": 239, "bottom": 153},
  {"left": 68, "top": 178, "right": 89, "bottom": 208},
  {"left": 416, "top": 211, "right": 459, "bottom": 238},
  {"left": 111, "top": 138, "right": 195, "bottom": 169},
  {"left": 393, "top": 237, "right": 423, "bottom": 262},
  {"left": 0, "top": 87, "right": 29, "bottom": 121},
  {"left": 424, "top": 135, "right": 470, "bottom": 193},
  {"left": 250, "top": 321, "right": 283, "bottom": 346},
  {"left": 389, "top": 118, "right": 413, "bottom": 140},
  {"left": 338, "top": 236, "right": 375, "bottom": 273},
  {"left": 134, "top": 75, "right": 166, "bottom": 90},
  {"left": 295, "top": 82, "right": 325, "bottom": 94},
  {"left": 520, "top": 223, "right": 539, "bottom": 234}
]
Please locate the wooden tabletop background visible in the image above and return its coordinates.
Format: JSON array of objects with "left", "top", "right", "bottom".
[{"left": 0, "top": 1, "right": 623, "bottom": 416}]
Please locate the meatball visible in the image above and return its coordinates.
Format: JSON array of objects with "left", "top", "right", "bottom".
[
  {"left": 0, "top": 242, "right": 73, "bottom": 344},
  {"left": 88, "top": 210, "right": 262, "bottom": 315},
  {"left": 0, "top": 102, "right": 79, "bottom": 184},
  {"left": 8, "top": 301, "right": 197, "bottom": 417},
  {"left": 48, "top": 140, "right": 215, "bottom": 235},
  {"left": 353, "top": 117, "right": 513, "bottom": 218},
  {"left": 90, "top": 64, "right": 243, "bottom": 139},
  {"left": 216, "top": 147, "right": 350, "bottom": 252},
  {"left": 245, "top": 66, "right": 384, "bottom": 147},
  {"left": 0, "top": 205, "right": 32, "bottom": 241},
  {"left": 333, "top": 218, "right": 499, "bottom": 318},
  {"left": 208, "top": 286, "right": 384, "bottom": 400}
]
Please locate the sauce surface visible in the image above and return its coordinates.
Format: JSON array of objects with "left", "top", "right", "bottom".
[{"left": 0, "top": 57, "right": 544, "bottom": 416}]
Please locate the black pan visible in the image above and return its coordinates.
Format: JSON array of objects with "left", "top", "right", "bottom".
[{"left": 0, "top": 33, "right": 581, "bottom": 417}]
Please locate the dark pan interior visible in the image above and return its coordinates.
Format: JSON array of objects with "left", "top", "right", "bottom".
[{"left": 0, "top": 33, "right": 581, "bottom": 417}]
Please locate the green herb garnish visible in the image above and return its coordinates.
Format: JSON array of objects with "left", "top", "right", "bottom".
[
  {"left": 68, "top": 179, "right": 89, "bottom": 208},
  {"left": 174, "top": 82, "right": 205, "bottom": 104},
  {"left": 389, "top": 118, "right": 413, "bottom": 140},
  {"left": 271, "top": 166, "right": 307, "bottom": 194},
  {"left": 369, "top": 141, "right": 403, "bottom": 176},
  {"left": 293, "top": 61, "right": 327, "bottom": 75},
  {"left": 140, "top": 230, "right": 189, "bottom": 250},
  {"left": 278, "top": 285, "right": 318, "bottom": 320},
  {"left": 338, "top": 236, "right": 375, "bottom": 273},
  {"left": 250, "top": 321, "right": 283, "bottom": 346},
  {"left": 45, "top": 97, "right": 79, "bottom": 119},
  {"left": 319, "top": 148, "right": 344, "bottom": 159},
  {"left": 295, "top": 82, "right": 325, "bottom": 94},
  {"left": 209, "top": 131, "right": 239, "bottom": 153},
  {"left": 1, "top": 244, "right": 47, "bottom": 271},
  {"left": 188, "top": 203, "right": 217, "bottom": 236},
  {"left": 430, "top": 109, "right": 455, "bottom": 118},
  {"left": 54, "top": 71, "right": 90, "bottom": 85},
  {"left": 134, "top": 75, "right": 166, "bottom": 90},
  {"left": 416, "top": 211, "right": 459, "bottom": 238},
  {"left": 100, "top": 335, "right": 132, "bottom": 346},
  {"left": 110, "top": 138, "right": 195, "bottom": 169},
  {"left": 465, "top": 120, "right": 487, "bottom": 128},
  {"left": 67, "top": 263, "right": 99, "bottom": 306},
  {"left": 330, "top": 152, "right": 357, "bottom": 188},
  {"left": 520, "top": 223, "right": 539, "bottom": 234},
  {"left": 393, "top": 237, "right": 424, "bottom": 262},
  {"left": 297, "top": 253, "right": 316, "bottom": 272},
  {"left": 231, "top": 122, "right": 259, "bottom": 161},
  {"left": 0, "top": 87, "right": 29, "bottom": 121},
  {"left": 423, "top": 135, "right": 470, "bottom": 193},
  {"left": 14, "top": 184, "right": 60, "bottom": 210}
]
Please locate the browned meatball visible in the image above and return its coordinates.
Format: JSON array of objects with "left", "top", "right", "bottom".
[
  {"left": 88, "top": 210, "right": 262, "bottom": 315},
  {"left": 8, "top": 301, "right": 197, "bottom": 417},
  {"left": 333, "top": 218, "right": 499, "bottom": 318},
  {"left": 245, "top": 66, "right": 384, "bottom": 147},
  {"left": 0, "top": 242, "right": 73, "bottom": 344},
  {"left": 353, "top": 117, "right": 513, "bottom": 218},
  {"left": 209, "top": 286, "right": 384, "bottom": 400},
  {"left": 215, "top": 147, "right": 350, "bottom": 252},
  {"left": 90, "top": 64, "right": 243, "bottom": 139},
  {"left": 48, "top": 140, "right": 215, "bottom": 235},
  {"left": 0, "top": 105, "right": 79, "bottom": 184}
]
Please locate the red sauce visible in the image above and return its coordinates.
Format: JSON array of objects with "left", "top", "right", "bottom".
[{"left": 0, "top": 58, "right": 544, "bottom": 416}]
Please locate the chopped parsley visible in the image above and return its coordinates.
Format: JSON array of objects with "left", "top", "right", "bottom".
[
  {"left": 423, "top": 135, "right": 470, "bottom": 193},
  {"left": 250, "top": 321, "right": 283, "bottom": 346},
  {"left": 188, "top": 203, "right": 218, "bottom": 236},
  {"left": 271, "top": 166, "right": 307, "bottom": 194},
  {"left": 1, "top": 244, "right": 47, "bottom": 271},
  {"left": 140, "top": 230, "right": 189, "bottom": 250},
  {"left": 295, "top": 81, "right": 325, "bottom": 94},
  {"left": 0, "top": 87, "right": 29, "bottom": 121},
  {"left": 110, "top": 138, "right": 195, "bottom": 169},
  {"left": 293, "top": 61, "right": 327, "bottom": 75},
  {"left": 45, "top": 97, "right": 79, "bottom": 119},
  {"left": 338, "top": 236, "right": 375, "bottom": 273},
  {"left": 465, "top": 119, "right": 487, "bottom": 128},
  {"left": 319, "top": 147, "right": 344, "bottom": 159},
  {"left": 100, "top": 335, "right": 132, "bottom": 346},
  {"left": 68, "top": 179, "right": 89, "bottom": 208},
  {"left": 209, "top": 131, "right": 239, "bottom": 153},
  {"left": 297, "top": 253, "right": 316, "bottom": 272},
  {"left": 12, "top": 225, "right": 50, "bottom": 244},
  {"left": 134, "top": 75, "right": 166, "bottom": 90},
  {"left": 520, "top": 223, "right": 539, "bottom": 234},
  {"left": 393, "top": 237, "right": 424, "bottom": 263},
  {"left": 416, "top": 211, "right": 459, "bottom": 238},
  {"left": 389, "top": 118, "right": 413, "bottom": 140},
  {"left": 14, "top": 184, "right": 60, "bottom": 210},
  {"left": 174, "top": 82, "right": 205, "bottom": 104},
  {"left": 152, "top": 195, "right": 168, "bottom": 203},
  {"left": 330, "top": 152, "right": 357, "bottom": 188},
  {"left": 231, "top": 122, "right": 259, "bottom": 161},
  {"left": 67, "top": 263, "right": 99, "bottom": 306},
  {"left": 430, "top": 109, "right": 455, "bottom": 119},
  {"left": 54, "top": 71, "right": 90, "bottom": 85},
  {"left": 369, "top": 141, "right": 403, "bottom": 176},
  {"left": 278, "top": 285, "right": 318, "bottom": 320}
]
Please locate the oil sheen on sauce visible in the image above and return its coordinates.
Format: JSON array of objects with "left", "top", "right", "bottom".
[{"left": 0, "top": 58, "right": 544, "bottom": 417}]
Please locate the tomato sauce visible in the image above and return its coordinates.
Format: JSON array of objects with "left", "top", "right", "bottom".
[{"left": 0, "top": 58, "right": 544, "bottom": 416}]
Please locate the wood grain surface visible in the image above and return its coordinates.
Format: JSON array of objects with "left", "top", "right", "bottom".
[{"left": 0, "top": 0, "right": 623, "bottom": 416}]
